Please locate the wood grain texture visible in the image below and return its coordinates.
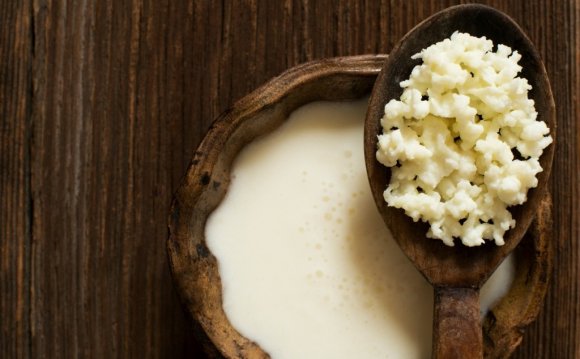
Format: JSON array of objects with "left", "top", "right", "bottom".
[
  {"left": 433, "top": 287, "right": 482, "bottom": 359},
  {"left": 0, "top": 1, "right": 32, "bottom": 358},
  {"left": 28, "top": 0, "right": 198, "bottom": 357},
  {"left": 0, "top": 0, "right": 578, "bottom": 358}
]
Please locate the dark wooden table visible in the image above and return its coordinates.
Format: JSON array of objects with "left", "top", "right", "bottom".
[{"left": 1, "top": 1, "right": 578, "bottom": 358}]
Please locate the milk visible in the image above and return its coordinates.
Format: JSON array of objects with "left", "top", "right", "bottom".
[{"left": 206, "top": 99, "right": 515, "bottom": 359}]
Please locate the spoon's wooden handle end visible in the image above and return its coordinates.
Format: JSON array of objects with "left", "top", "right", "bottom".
[{"left": 433, "top": 286, "right": 482, "bottom": 359}]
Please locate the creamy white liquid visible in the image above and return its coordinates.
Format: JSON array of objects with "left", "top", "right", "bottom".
[{"left": 206, "top": 99, "right": 515, "bottom": 359}]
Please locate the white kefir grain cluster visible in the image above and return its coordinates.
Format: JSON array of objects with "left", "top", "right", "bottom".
[{"left": 376, "top": 32, "right": 552, "bottom": 247}]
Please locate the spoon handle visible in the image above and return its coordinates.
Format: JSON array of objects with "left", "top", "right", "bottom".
[{"left": 432, "top": 286, "right": 482, "bottom": 359}]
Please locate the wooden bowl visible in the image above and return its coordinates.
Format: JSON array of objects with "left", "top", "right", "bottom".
[{"left": 167, "top": 55, "right": 552, "bottom": 359}]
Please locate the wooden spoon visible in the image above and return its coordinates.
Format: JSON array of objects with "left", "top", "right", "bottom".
[{"left": 364, "top": 4, "right": 555, "bottom": 359}]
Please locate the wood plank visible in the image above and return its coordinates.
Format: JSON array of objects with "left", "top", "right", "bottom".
[
  {"left": 0, "top": 0, "right": 574, "bottom": 358},
  {"left": 29, "top": 0, "right": 198, "bottom": 356},
  {"left": 508, "top": 0, "right": 579, "bottom": 357},
  {"left": 0, "top": 1, "right": 32, "bottom": 358}
]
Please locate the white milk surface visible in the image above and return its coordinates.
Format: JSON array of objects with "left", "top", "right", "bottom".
[{"left": 206, "top": 99, "right": 515, "bottom": 359}]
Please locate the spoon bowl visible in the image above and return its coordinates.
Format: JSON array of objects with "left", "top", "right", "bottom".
[{"left": 364, "top": 4, "right": 555, "bottom": 358}]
